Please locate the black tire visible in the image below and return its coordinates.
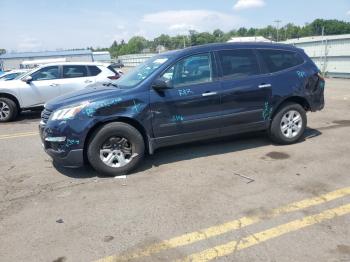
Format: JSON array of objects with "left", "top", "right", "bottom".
[
  {"left": 269, "top": 102, "right": 307, "bottom": 144},
  {"left": 87, "top": 122, "right": 145, "bottom": 176},
  {"left": 0, "top": 97, "right": 18, "bottom": 122}
]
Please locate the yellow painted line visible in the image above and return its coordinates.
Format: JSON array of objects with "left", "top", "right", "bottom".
[
  {"left": 95, "top": 187, "right": 350, "bottom": 262},
  {"left": 0, "top": 132, "right": 38, "bottom": 140},
  {"left": 180, "top": 203, "right": 350, "bottom": 262}
]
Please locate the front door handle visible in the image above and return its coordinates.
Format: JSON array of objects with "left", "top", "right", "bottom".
[
  {"left": 85, "top": 80, "right": 93, "bottom": 83},
  {"left": 202, "top": 91, "right": 218, "bottom": 97},
  {"left": 258, "top": 84, "right": 272, "bottom": 89},
  {"left": 50, "top": 83, "right": 59, "bottom": 87}
]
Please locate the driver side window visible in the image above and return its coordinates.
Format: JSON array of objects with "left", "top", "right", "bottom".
[
  {"left": 161, "top": 53, "right": 213, "bottom": 88},
  {"left": 31, "top": 66, "right": 60, "bottom": 81}
]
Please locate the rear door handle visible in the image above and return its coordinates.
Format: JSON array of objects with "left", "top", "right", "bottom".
[
  {"left": 258, "top": 84, "right": 272, "bottom": 89},
  {"left": 50, "top": 83, "right": 59, "bottom": 87},
  {"left": 202, "top": 91, "right": 218, "bottom": 97},
  {"left": 85, "top": 80, "right": 93, "bottom": 83}
]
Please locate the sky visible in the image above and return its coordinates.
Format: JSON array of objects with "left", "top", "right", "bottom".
[{"left": 0, "top": 0, "right": 350, "bottom": 52}]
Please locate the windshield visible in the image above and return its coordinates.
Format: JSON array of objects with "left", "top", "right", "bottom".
[
  {"left": 115, "top": 55, "right": 169, "bottom": 88},
  {"left": 15, "top": 67, "right": 38, "bottom": 80}
]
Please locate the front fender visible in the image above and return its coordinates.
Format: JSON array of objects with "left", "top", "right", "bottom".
[{"left": 0, "top": 88, "right": 23, "bottom": 107}]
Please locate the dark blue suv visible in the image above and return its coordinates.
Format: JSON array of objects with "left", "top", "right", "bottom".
[{"left": 39, "top": 43, "right": 325, "bottom": 176}]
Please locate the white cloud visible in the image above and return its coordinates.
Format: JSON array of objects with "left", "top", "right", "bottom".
[
  {"left": 169, "top": 24, "right": 195, "bottom": 31},
  {"left": 17, "top": 36, "right": 42, "bottom": 51},
  {"left": 347, "top": 10, "right": 350, "bottom": 15},
  {"left": 142, "top": 10, "right": 241, "bottom": 35},
  {"left": 233, "top": 0, "right": 266, "bottom": 10}
]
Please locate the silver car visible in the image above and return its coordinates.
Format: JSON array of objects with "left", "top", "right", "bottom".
[{"left": 0, "top": 62, "right": 120, "bottom": 122}]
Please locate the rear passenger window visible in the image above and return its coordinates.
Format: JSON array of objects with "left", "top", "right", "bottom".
[
  {"left": 63, "top": 65, "right": 88, "bottom": 78},
  {"left": 258, "top": 49, "right": 304, "bottom": 73},
  {"left": 218, "top": 49, "right": 259, "bottom": 79},
  {"left": 88, "top": 66, "right": 102, "bottom": 76}
]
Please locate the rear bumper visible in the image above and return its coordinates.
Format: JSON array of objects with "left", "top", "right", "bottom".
[{"left": 310, "top": 98, "right": 324, "bottom": 111}]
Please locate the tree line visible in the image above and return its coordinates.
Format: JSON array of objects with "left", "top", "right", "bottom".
[
  {"left": 92, "top": 19, "right": 350, "bottom": 58},
  {"left": 2, "top": 19, "right": 350, "bottom": 58}
]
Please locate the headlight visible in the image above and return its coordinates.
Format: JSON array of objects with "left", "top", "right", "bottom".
[{"left": 50, "top": 102, "right": 90, "bottom": 121}]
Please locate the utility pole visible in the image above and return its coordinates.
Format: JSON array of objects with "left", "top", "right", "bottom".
[
  {"left": 284, "top": 27, "right": 287, "bottom": 41},
  {"left": 321, "top": 26, "right": 328, "bottom": 77},
  {"left": 274, "top": 20, "right": 281, "bottom": 42}
]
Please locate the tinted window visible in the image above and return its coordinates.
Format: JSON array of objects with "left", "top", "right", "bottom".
[
  {"left": 218, "top": 49, "right": 259, "bottom": 79},
  {"left": 161, "top": 53, "right": 212, "bottom": 88},
  {"left": 258, "top": 49, "right": 304, "bottom": 73},
  {"left": 31, "top": 66, "right": 60, "bottom": 81},
  {"left": 88, "top": 66, "right": 102, "bottom": 76},
  {"left": 63, "top": 65, "right": 88, "bottom": 78}
]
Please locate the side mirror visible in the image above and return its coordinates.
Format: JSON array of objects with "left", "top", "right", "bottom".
[
  {"left": 152, "top": 78, "right": 172, "bottom": 91},
  {"left": 22, "top": 75, "right": 32, "bottom": 84}
]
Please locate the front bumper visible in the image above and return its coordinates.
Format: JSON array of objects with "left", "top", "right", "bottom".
[
  {"left": 39, "top": 123, "right": 85, "bottom": 168},
  {"left": 45, "top": 148, "right": 84, "bottom": 168}
]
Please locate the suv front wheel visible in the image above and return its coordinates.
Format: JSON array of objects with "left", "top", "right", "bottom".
[
  {"left": 269, "top": 102, "right": 307, "bottom": 144},
  {"left": 0, "top": 97, "right": 18, "bottom": 122},
  {"left": 87, "top": 122, "right": 145, "bottom": 176}
]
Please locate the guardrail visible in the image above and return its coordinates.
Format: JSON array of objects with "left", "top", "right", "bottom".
[{"left": 118, "top": 53, "right": 157, "bottom": 67}]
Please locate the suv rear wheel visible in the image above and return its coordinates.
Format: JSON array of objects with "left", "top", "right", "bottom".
[
  {"left": 0, "top": 97, "right": 18, "bottom": 122},
  {"left": 269, "top": 102, "right": 307, "bottom": 144},
  {"left": 87, "top": 122, "right": 145, "bottom": 176}
]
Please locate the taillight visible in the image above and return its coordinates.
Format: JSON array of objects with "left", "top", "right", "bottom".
[
  {"left": 317, "top": 72, "right": 325, "bottom": 89},
  {"left": 317, "top": 72, "right": 325, "bottom": 81},
  {"left": 108, "top": 75, "right": 120, "bottom": 80}
]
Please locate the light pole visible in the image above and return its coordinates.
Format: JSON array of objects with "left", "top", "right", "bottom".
[{"left": 274, "top": 20, "right": 281, "bottom": 42}]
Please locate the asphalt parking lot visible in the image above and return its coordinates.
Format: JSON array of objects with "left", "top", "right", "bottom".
[{"left": 0, "top": 78, "right": 350, "bottom": 262}]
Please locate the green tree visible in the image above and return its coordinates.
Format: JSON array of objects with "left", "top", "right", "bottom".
[
  {"left": 213, "top": 29, "right": 225, "bottom": 42},
  {"left": 100, "top": 18, "right": 350, "bottom": 57},
  {"left": 153, "top": 34, "right": 171, "bottom": 49},
  {"left": 237, "top": 27, "right": 248, "bottom": 36}
]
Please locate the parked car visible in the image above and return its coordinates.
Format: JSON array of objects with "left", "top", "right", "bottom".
[
  {"left": 0, "top": 69, "right": 28, "bottom": 81},
  {"left": 40, "top": 43, "right": 325, "bottom": 176},
  {"left": 0, "top": 62, "right": 120, "bottom": 122}
]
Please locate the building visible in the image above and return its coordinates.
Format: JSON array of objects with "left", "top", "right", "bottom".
[
  {"left": 118, "top": 53, "right": 157, "bottom": 68},
  {"left": 228, "top": 36, "right": 273, "bottom": 43},
  {"left": 92, "top": 51, "right": 112, "bottom": 62},
  {"left": 0, "top": 50, "right": 93, "bottom": 71},
  {"left": 156, "top": 45, "right": 167, "bottom": 53},
  {"left": 283, "top": 34, "right": 350, "bottom": 78}
]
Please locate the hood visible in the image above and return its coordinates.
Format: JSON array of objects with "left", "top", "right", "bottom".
[
  {"left": 45, "top": 82, "right": 130, "bottom": 111},
  {"left": 0, "top": 79, "right": 24, "bottom": 90}
]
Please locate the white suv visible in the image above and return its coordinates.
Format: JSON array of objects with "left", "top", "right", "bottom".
[{"left": 0, "top": 62, "right": 120, "bottom": 122}]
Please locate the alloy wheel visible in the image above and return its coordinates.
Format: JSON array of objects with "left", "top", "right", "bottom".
[
  {"left": 280, "top": 110, "right": 303, "bottom": 138},
  {"left": 0, "top": 101, "right": 10, "bottom": 120}
]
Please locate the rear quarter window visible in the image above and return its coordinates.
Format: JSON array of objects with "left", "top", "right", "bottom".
[
  {"left": 88, "top": 66, "right": 102, "bottom": 76},
  {"left": 258, "top": 49, "right": 304, "bottom": 73}
]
